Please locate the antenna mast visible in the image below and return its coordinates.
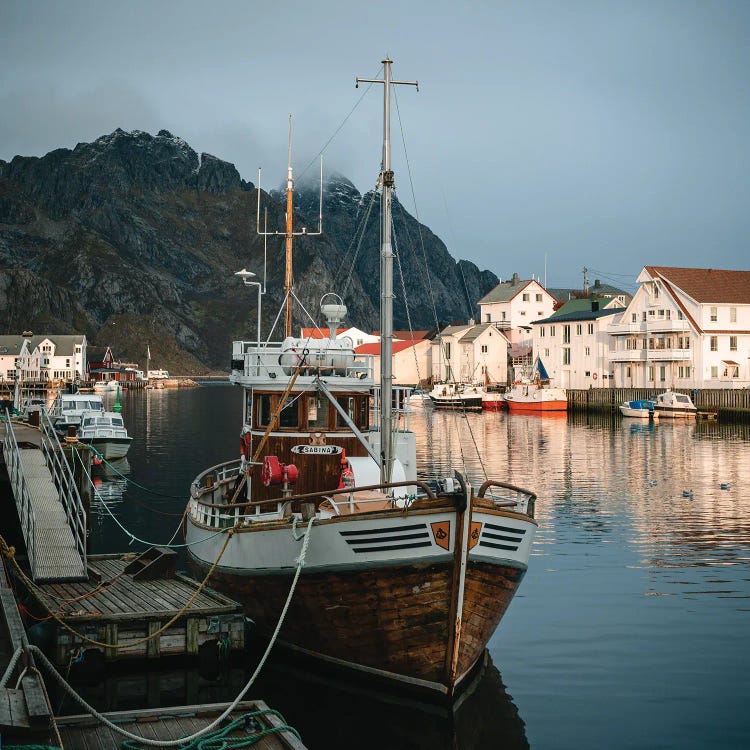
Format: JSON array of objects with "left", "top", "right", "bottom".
[
  {"left": 256, "top": 115, "right": 323, "bottom": 337},
  {"left": 356, "top": 58, "right": 418, "bottom": 484}
]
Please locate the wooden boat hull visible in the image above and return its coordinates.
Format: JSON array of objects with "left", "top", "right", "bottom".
[{"left": 189, "top": 554, "right": 526, "bottom": 694}]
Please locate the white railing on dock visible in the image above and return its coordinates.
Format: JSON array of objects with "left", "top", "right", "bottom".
[
  {"left": 39, "top": 410, "right": 87, "bottom": 569},
  {"left": 2, "top": 409, "right": 37, "bottom": 573}
]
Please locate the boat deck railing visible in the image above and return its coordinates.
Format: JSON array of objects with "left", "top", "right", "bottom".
[{"left": 230, "top": 340, "right": 374, "bottom": 385}]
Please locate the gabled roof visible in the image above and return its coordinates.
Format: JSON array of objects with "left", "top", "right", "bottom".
[
  {"left": 534, "top": 301, "right": 622, "bottom": 324},
  {"left": 643, "top": 266, "right": 750, "bottom": 304},
  {"left": 0, "top": 336, "right": 25, "bottom": 356},
  {"left": 355, "top": 340, "right": 420, "bottom": 355},
  {"left": 548, "top": 281, "right": 630, "bottom": 303},
  {"left": 478, "top": 278, "right": 537, "bottom": 304},
  {"left": 437, "top": 325, "right": 472, "bottom": 338},
  {"left": 27, "top": 335, "right": 85, "bottom": 356},
  {"left": 458, "top": 323, "right": 495, "bottom": 343}
]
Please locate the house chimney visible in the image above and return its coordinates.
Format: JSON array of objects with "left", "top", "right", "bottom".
[
  {"left": 591, "top": 299, "right": 599, "bottom": 312},
  {"left": 511, "top": 272, "right": 519, "bottom": 285}
]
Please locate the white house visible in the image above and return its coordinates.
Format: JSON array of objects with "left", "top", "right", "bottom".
[
  {"left": 532, "top": 299, "right": 624, "bottom": 389},
  {"left": 431, "top": 323, "right": 509, "bottom": 385},
  {"left": 608, "top": 266, "right": 750, "bottom": 389},
  {"left": 0, "top": 336, "right": 26, "bottom": 383},
  {"left": 14, "top": 334, "right": 87, "bottom": 383},
  {"left": 355, "top": 339, "right": 433, "bottom": 386},
  {"left": 478, "top": 274, "right": 556, "bottom": 347}
]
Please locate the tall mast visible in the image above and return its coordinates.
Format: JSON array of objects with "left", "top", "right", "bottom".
[
  {"left": 256, "top": 115, "right": 323, "bottom": 339},
  {"left": 356, "top": 58, "right": 418, "bottom": 483},
  {"left": 284, "top": 117, "right": 295, "bottom": 336}
]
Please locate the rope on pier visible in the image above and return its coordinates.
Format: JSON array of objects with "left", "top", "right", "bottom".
[
  {"left": 4, "top": 530, "right": 233, "bottom": 652},
  {"left": 26, "top": 516, "right": 315, "bottom": 747}
]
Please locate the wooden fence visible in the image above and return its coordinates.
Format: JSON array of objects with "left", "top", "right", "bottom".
[{"left": 567, "top": 388, "right": 750, "bottom": 419}]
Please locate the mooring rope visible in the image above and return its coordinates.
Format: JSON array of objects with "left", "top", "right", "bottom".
[{"left": 25, "top": 516, "right": 315, "bottom": 747}]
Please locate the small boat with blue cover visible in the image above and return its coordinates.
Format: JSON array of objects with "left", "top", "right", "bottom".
[{"left": 619, "top": 399, "right": 658, "bottom": 420}]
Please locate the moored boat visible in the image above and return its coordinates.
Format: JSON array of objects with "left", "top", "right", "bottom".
[
  {"left": 49, "top": 392, "right": 105, "bottom": 431},
  {"left": 504, "top": 382, "right": 567, "bottom": 412},
  {"left": 77, "top": 409, "right": 133, "bottom": 460},
  {"left": 184, "top": 59, "right": 538, "bottom": 698},
  {"left": 482, "top": 389, "right": 505, "bottom": 411},
  {"left": 619, "top": 399, "right": 658, "bottom": 420},
  {"left": 428, "top": 381, "right": 484, "bottom": 410},
  {"left": 653, "top": 390, "right": 697, "bottom": 419}
]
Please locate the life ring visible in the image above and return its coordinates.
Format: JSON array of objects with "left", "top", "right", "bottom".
[
  {"left": 593, "top": 373, "right": 598, "bottom": 380},
  {"left": 239, "top": 431, "right": 252, "bottom": 458}
]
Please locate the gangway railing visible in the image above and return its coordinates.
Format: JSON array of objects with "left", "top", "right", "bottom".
[
  {"left": 2, "top": 408, "right": 37, "bottom": 574},
  {"left": 39, "top": 409, "right": 87, "bottom": 570}
]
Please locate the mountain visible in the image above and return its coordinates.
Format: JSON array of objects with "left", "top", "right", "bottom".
[{"left": 0, "top": 129, "right": 498, "bottom": 372}]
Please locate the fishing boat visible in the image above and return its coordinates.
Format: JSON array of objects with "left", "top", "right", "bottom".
[
  {"left": 77, "top": 410, "right": 133, "bottom": 460},
  {"left": 481, "top": 388, "right": 505, "bottom": 412},
  {"left": 184, "top": 58, "right": 538, "bottom": 698},
  {"left": 428, "top": 381, "right": 485, "bottom": 410},
  {"left": 619, "top": 399, "right": 658, "bottom": 420},
  {"left": 653, "top": 390, "right": 697, "bottom": 419},
  {"left": 504, "top": 358, "right": 567, "bottom": 413}
]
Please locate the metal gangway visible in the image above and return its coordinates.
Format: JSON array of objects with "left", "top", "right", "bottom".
[{"left": 2, "top": 408, "right": 87, "bottom": 582}]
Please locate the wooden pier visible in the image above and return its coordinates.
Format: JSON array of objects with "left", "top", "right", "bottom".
[{"left": 23, "top": 551, "right": 246, "bottom": 667}]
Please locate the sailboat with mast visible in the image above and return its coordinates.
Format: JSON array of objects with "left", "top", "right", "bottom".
[{"left": 185, "top": 58, "right": 538, "bottom": 698}]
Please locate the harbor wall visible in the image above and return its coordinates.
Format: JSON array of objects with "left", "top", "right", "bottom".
[{"left": 567, "top": 387, "right": 750, "bottom": 418}]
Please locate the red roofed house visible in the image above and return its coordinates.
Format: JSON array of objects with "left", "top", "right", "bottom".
[
  {"left": 355, "top": 339, "right": 432, "bottom": 386},
  {"left": 608, "top": 266, "right": 750, "bottom": 388}
]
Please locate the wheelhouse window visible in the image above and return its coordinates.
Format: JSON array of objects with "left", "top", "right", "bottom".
[
  {"left": 307, "top": 396, "right": 329, "bottom": 429},
  {"left": 278, "top": 397, "right": 299, "bottom": 428},
  {"left": 256, "top": 394, "right": 273, "bottom": 427}
]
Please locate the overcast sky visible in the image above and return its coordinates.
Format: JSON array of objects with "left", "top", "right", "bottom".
[{"left": 2, "top": 0, "right": 749, "bottom": 291}]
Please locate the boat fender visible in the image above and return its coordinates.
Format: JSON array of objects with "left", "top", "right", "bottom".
[
  {"left": 338, "top": 449, "right": 355, "bottom": 489},
  {"left": 239, "top": 428, "right": 252, "bottom": 459}
]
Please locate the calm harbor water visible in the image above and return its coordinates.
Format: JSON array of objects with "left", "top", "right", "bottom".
[{"left": 75, "top": 385, "right": 750, "bottom": 749}]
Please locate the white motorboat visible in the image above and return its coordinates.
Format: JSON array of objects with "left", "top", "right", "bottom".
[
  {"left": 428, "top": 382, "right": 485, "bottom": 410},
  {"left": 93, "top": 380, "right": 119, "bottom": 392},
  {"left": 619, "top": 399, "right": 659, "bottom": 420},
  {"left": 653, "top": 390, "right": 697, "bottom": 419},
  {"left": 49, "top": 393, "right": 105, "bottom": 431},
  {"left": 77, "top": 410, "right": 132, "bottom": 460},
  {"left": 184, "top": 61, "right": 538, "bottom": 698}
]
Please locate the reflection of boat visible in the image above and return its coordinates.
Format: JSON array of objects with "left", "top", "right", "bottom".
[
  {"left": 429, "top": 381, "right": 484, "bottom": 410},
  {"left": 653, "top": 390, "right": 697, "bottom": 419},
  {"left": 78, "top": 410, "right": 133, "bottom": 460},
  {"left": 619, "top": 399, "right": 658, "bottom": 420},
  {"left": 185, "top": 61, "right": 538, "bottom": 699}
]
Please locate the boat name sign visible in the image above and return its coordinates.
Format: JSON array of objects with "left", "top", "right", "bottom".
[{"left": 291, "top": 445, "right": 343, "bottom": 455}]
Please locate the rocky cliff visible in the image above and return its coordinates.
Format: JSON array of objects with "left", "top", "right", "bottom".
[{"left": 0, "top": 129, "right": 497, "bottom": 372}]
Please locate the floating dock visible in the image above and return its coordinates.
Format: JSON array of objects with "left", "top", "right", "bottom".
[{"left": 23, "top": 551, "right": 246, "bottom": 667}]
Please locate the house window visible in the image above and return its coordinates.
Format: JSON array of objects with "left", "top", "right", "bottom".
[
  {"left": 711, "top": 366, "right": 718, "bottom": 379},
  {"left": 659, "top": 365, "right": 666, "bottom": 382},
  {"left": 658, "top": 309, "right": 665, "bottom": 318},
  {"left": 563, "top": 348, "right": 571, "bottom": 365},
  {"left": 550, "top": 326, "right": 556, "bottom": 336},
  {"left": 585, "top": 347, "right": 590, "bottom": 356},
  {"left": 730, "top": 307, "right": 737, "bottom": 323},
  {"left": 501, "top": 311, "right": 507, "bottom": 320},
  {"left": 648, "top": 366, "right": 654, "bottom": 381},
  {"left": 710, "top": 336, "right": 718, "bottom": 351},
  {"left": 540, "top": 327, "right": 545, "bottom": 337},
  {"left": 485, "top": 314, "right": 491, "bottom": 323},
  {"left": 648, "top": 310, "right": 655, "bottom": 318},
  {"left": 544, "top": 349, "right": 550, "bottom": 358},
  {"left": 481, "top": 344, "right": 488, "bottom": 353},
  {"left": 536, "top": 293, "right": 542, "bottom": 302},
  {"left": 653, "top": 286, "right": 659, "bottom": 298},
  {"left": 444, "top": 343, "right": 451, "bottom": 360},
  {"left": 631, "top": 313, "right": 637, "bottom": 323},
  {"left": 725, "top": 365, "right": 739, "bottom": 378},
  {"left": 522, "top": 293, "right": 530, "bottom": 301},
  {"left": 677, "top": 310, "right": 684, "bottom": 320},
  {"left": 626, "top": 366, "right": 631, "bottom": 378},
  {"left": 730, "top": 336, "right": 737, "bottom": 351},
  {"left": 520, "top": 310, "right": 527, "bottom": 316},
  {"left": 562, "top": 325, "right": 570, "bottom": 344},
  {"left": 587, "top": 323, "right": 594, "bottom": 334},
  {"left": 576, "top": 324, "right": 582, "bottom": 335},
  {"left": 666, "top": 309, "right": 671, "bottom": 319},
  {"left": 710, "top": 307, "right": 717, "bottom": 322}
]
